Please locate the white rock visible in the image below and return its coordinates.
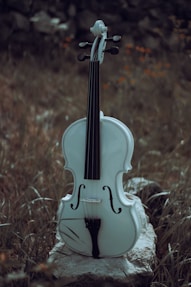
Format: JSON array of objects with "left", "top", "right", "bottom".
[
  {"left": 49, "top": 190, "right": 156, "bottom": 286},
  {"left": 49, "top": 222, "right": 156, "bottom": 286},
  {"left": 30, "top": 11, "right": 68, "bottom": 34}
]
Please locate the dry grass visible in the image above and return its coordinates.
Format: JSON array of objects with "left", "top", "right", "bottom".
[{"left": 0, "top": 41, "right": 191, "bottom": 286}]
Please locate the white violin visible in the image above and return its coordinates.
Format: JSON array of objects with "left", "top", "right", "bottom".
[{"left": 57, "top": 20, "right": 142, "bottom": 258}]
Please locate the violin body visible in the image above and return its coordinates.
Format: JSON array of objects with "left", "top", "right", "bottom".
[{"left": 57, "top": 113, "right": 142, "bottom": 258}]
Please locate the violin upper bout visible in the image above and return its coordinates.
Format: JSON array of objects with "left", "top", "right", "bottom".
[
  {"left": 62, "top": 118, "right": 86, "bottom": 175},
  {"left": 101, "top": 115, "right": 134, "bottom": 174}
]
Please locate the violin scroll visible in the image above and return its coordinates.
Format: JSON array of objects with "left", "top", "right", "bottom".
[{"left": 90, "top": 20, "right": 107, "bottom": 36}]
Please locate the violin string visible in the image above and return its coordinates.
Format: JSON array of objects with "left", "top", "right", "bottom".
[
  {"left": 92, "top": 59, "right": 95, "bottom": 179},
  {"left": 91, "top": 60, "right": 94, "bottom": 179},
  {"left": 90, "top": 59, "right": 95, "bottom": 216},
  {"left": 93, "top": 60, "right": 98, "bottom": 217},
  {"left": 94, "top": 58, "right": 98, "bottom": 217},
  {"left": 87, "top": 61, "right": 93, "bottom": 218},
  {"left": 85, "top": 61, "right": 92, "bottom": 180},
  {"left": 92, "top": 38, "right": 99, "bottom": 180},
  {"left": 96, "top": 57, "right": 100, "bottom": 180}
]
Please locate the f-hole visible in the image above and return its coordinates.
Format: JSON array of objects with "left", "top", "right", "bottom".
[
  {"left": 70, "top": 184, "right": 85, "bottom": 210},
  {"left": 103, "top": 185, "right": 122, "bottom": 214}
]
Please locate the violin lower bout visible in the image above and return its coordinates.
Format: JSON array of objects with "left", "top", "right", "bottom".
[{"left": 57, "top": 187, "right": 142, "bottom": 258}]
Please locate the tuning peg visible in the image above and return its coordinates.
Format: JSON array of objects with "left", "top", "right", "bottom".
[
  {"left": 106, "top": 35, "right": 121, "bottom": 43},
  {"left": 104, "top": 46, "right": 119, "bottom": 55},
  {"left": 79, "top": 42, "right": 92, "bottom": 48},
  {"left": 77, "top": 53, "right": 90, "bottom": 61}
]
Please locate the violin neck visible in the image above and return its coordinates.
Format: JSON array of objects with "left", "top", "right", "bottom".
[{"left": 84, "top": 60, "right": 100, "bottom": 180}]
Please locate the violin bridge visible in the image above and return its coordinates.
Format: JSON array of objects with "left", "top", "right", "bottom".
[{"left": 80, "top": 198, "right": 102, "bottom": 204}]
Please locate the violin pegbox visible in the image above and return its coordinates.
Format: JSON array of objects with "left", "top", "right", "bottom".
[{"left": 78, "top": 20, "right": 121, "bottom": 63}]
